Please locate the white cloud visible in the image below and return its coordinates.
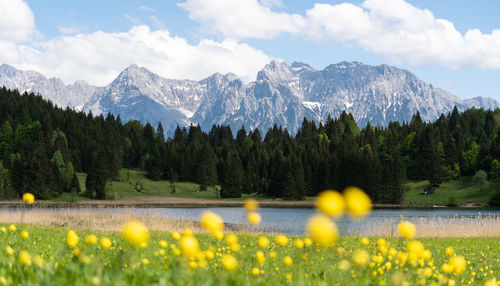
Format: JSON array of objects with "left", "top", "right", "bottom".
[
  {"left": 1, "top": 26, "right": 272, "bottom": 85},
  {"left": 259, "top": 0, "right": 283, "bottom": 8},
  {"left": 139, "top": 5, "right": 155, "bottom": 13},
  {"left": 58, "top": 25, "right": 85, "bottom": 35},
  {"left": 180, "top": 0, "right": 500, "bottom": 70},
  {"left": 149, "top": 16, "right": 166, "bottom": 30},
  {"left": 124, "top": 14, "right": 142, "bottom": 25},
  {"left": 0, "top": 0, "right": 35, "bottom": 42},
  {"left": 178, "top": 0, "right": 304, "bottom": 39}
]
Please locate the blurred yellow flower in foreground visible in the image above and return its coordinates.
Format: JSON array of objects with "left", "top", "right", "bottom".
[
  {"left": 445, "top": 247, "right": 454, "bottom": 256},
  {"left": 316, "top": 190, "right": 345, "bottom": 218},
  {"left": 33, "top": 255, "right": 44, "bottom": 268},
  {"left": 22, "top": 193, "right": 35, "bottom": 204},
  {"left": 180, "top": 236, "right": 200, "bottom": 259},
  {"left": 294, "top": 239, "right": 304, "bottom": 249},
  {"left": 18, "top": 251, "right": 31, "bottom": 266},
  {"left": 5, "top": 246, "right": 14, "bottom": 256},
  {"left": 226, "top": 234, "right": 238, "bottom": 245},
  {"left": 407, "top": 240, "right": 424, "bottom": 256},
  {"left": 256, "top": 251, "right": 265, "bottom": 265},
  {"left": 84, "top": 235, "right": 98, "bottom": 245},
  {"left": 306, "top": 214, "right": 338, "bottom": 247},
  {"left": 258, "top": 236, "right": 269, "bottom": 248},
  {"left": 344, "top": 187, "right": 372, "bottom": 218},
  {"left": 222, "top": 254, "right": 238, "bottom": 271},
  {"left": 247, "top": 212, "right": 261, "bottom": 225},
  {"left": 159, "top": 240, "right": 168, "bottom": 248},
  {"left": 66, "top": 230, "right": 79, "bottom": 248},
  {"left": 244, "top": 198, "right": 259, "bottom": 212},
  {"left": 200, "top": 211, "right": 224, "bottom": 232},
  {"left": 360, "top": 237, "right": 369, "bottom": 245},
  {"left": 9, "top": 224, "right": 16, "bottom": 232},
  {"left": 171, "top": 231, "right": 181, "bottom": 240},
  {"left": 283, "top": 256, "right": 293, "bottom": 266},
  {"left": 275, "top": 235, "right": 289, "bottom": 246},
  {"left": 21, "top": 230, "right": 29, "bottom": 239},
  {"left": 352, "top": 249, "right": 370, "bottom": 267},
  {"left": 449, "top": 255, "right": 466, "bottom": 275},
  {"left": 397, "top": 221, "right": 416, "bottom": 239},
  {"left": 122, "top": 220, "right": 149, "bottom": 248},
  {"left": 100, "top": 237, "right": 112, "bottom": 249}
]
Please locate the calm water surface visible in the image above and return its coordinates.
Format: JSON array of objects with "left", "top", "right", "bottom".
[
  {"left": 140, "top": 207, "right": 500, "bottom": 236},
  {"left": 12, "top": 207, "right": 497, "bottom": 236}
]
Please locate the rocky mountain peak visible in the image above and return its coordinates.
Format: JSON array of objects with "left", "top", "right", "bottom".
[{"left": 1, "top": 61, "right": 499, "bottom": 136}]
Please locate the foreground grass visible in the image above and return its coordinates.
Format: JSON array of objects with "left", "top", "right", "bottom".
[
  {"left": 0, "top": 224, "right": 498, "bottom": 285},
  {"left": 404, "top": 177, "right": 496, "bottom": 206}
]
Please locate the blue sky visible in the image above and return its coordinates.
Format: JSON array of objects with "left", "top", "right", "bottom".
[{"left": 1, "top": 0, "right": 499, "bottom": 101}]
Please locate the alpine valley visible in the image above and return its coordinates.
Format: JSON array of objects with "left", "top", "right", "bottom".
[{"left": 1, "top": 61, "right": 498, "bottom": 136}]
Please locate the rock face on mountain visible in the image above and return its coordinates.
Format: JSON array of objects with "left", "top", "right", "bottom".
[
  {"left": 0, "top": 64, "right": 100, "bottom": 110},
  {"left": 1, "top": 62, "right": 498, "bottom": 136}
]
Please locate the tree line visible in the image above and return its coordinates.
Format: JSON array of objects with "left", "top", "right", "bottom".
[{"left": 1, "top": 87, "right": 499, "bottom": 204}]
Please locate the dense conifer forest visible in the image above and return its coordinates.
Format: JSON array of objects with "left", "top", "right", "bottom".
[{"left": 1, "top": 87, "right": 500, "bottom": 204}]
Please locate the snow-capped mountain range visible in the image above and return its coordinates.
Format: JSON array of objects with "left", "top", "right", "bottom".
[{"left": 1, "top": 61, "right": 498, "bottom": 136}]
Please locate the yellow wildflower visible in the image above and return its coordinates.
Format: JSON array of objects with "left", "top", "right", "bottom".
[
  {"left": 180, "top": 236, "right": 200, "bottom": 259},
  {"left": 258, "top": 236, "right": 269, "bottom": 248},
  {"left": 33, "top": 255, "right": 44, "bottom": 268},
  {"left": 397, "top": 221, "right": 416, "bottom": 239},
  {"left": 18, "top": 250, "right": 31, "bottom": 266},
  {"left": 352, "top": 249, "right": 370, "bottom": 267},
  {"left": 283, "top": 256, "right": 293, "bottom": 266},
  {"left": 276, "top": 235, "right": 289, "bottom": 246},
  {"left": 159, "top": 240, "right": 168, "bottom": 248},
  {"left": 244, "top": 198, "right": 259, "bottom": 212},
  {"left": 100, "top": 237, "right": 112, "bottom": 250},
  {"left": 247, "top": 212, "right": 261, "bottom": 225},
  {"left": 294, "top": 239, "right": 304, "bottom": 249},
  {"left": 122, "top": 220, "right": 149, "bottom": 248},
  {"left": 316, "top": 190, "right": 345, "bottom": 217},
  {"left": 306, "top": 214, "right": 339, "bottom": 247},
  {"left": 200, "top": 211, "right": 224, "bottom": 232},
  {"left": 66, "top": 230, "right": 79, "bottom": 248},
  {"left": 84, "top": 235, "right": 98, "bottom": 245},
  {"left": 344, "top": 186, "right": 372, "bottom": 218},
  {"left": 256, "top": 250, "right": 266, "bottom": 265},
  {"left": 22, "top": 193, "right": 35, "bottom": 204},
  {"left": 221, "top": 254, "right": 238, "bottom": 271},
  {"left": 21, "top": 230, "right": 29, "bottom": 239}
]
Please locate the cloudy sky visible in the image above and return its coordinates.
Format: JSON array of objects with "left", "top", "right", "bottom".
[{"left": 1, "top": 0, "right": 499, "bottom": 100}]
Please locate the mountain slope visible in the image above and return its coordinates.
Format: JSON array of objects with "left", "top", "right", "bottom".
[
  {"left": 0, "top": 64, "right": 100, "bottom": 110},
  {"left": 1, "top": 62, "right": 498, "bottom": 135}
]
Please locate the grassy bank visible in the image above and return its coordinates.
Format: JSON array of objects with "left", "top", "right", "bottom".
[
  {"left": 0, "top": 224, "right": 497, "bottom": 285},
  {"left": 403, "top": 177, "right": 496, "bottom": 207},
  {"left": 3, "top": 167, "right": 498, "bottom": 208}
]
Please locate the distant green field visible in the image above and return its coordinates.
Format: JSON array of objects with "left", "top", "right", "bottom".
[
  {"left": 403, "top": 177, "right": 496, "bottom": 206},
  {"left": 67, "top": 169, "right": 271, "bottom": 202}
]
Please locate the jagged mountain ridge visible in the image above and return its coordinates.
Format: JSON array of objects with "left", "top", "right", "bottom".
[
  {"left": 1, "top": 62, "right": 498, "bottom": 135},
  {"left": 0, "top": 64, "right": 101, "bottom": 110}
]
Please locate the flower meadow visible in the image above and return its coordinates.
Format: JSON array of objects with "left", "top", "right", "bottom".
[{"left": 0, "top": 191, "right": 498, "bottom": 285}]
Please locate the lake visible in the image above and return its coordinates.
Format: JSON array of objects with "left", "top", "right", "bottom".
[
  {"left": 138, "top": 207, "right": 500, "bottom": 236},
  {"left": 5, "top": 207, "right": 499, "bottom": 236}
]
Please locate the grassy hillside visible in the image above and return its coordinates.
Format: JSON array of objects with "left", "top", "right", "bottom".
[
  {"left": 403, "top": 176, "right": 496, "bottom": 206},
  {"left": 62, "top": 169, "right": 270, "bottom": 202}
]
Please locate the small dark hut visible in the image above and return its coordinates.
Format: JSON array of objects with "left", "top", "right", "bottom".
[{"left": 423, "top": 185, "right": 435, "bottom": 195}]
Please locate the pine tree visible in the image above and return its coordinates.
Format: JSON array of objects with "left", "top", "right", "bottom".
[{"left": 220, "top": 149, "right": 243, "bottom": 198}]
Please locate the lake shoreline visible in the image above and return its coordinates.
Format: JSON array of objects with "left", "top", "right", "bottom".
[{"left": 0, "top": 197, "right": 494, "bottom": 209}]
